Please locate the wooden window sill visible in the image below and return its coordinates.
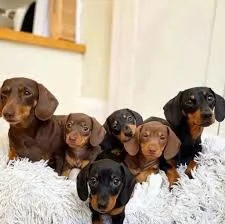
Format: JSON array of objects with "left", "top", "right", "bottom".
[{"left": 0, "top": 28, "right": 86, "bottom": 54}]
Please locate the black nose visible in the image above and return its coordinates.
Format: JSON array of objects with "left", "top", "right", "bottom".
[
  {"left": 3, "top": 110, "right": 15, "bottom": 120},
  {"left": 98, "top": 200, "right": 107, "bottom": 209},
  {"left": 124, "top": 125, "right": 133, "bottom": 137},
  {"left": 202, "top": 111, "right": 213, "bottom": 120}
]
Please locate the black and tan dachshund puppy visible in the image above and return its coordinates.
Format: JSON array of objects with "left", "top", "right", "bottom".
[
  {"left": 163, "top": 87, "right": 225, "bottom": 177},
  {"left": 77, "top": 159, "right": 136, "bottom": 224},
  {"left": 100, "top": 108, "right": 143, "bottom": 161}
]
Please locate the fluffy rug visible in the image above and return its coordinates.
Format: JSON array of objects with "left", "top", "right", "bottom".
[{"left": 0, "top": 123, "right": 225, "bottom": 224}]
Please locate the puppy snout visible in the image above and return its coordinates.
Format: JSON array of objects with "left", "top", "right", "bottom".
[
  {"left": 97, "top": 200, "right": 107, "bottom": 209},
  {"left": 3, "top": 109, "right": 15, "bottom": 120},
  {"left": 123, "top": 125, "right": 133, "bottom": 137},
  {"left": 202, "top": 111, "right": 213, "bottom": 120},
  {"left": 68, "top": 134, "right": 77, "bottom": 141},
  {"left": 149, "top": 146, "right": 157, "bottom": 153}
]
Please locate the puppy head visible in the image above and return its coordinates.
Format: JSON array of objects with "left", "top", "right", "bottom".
[
  {"left": 0, "top": 77, "right": 58, "bottom": 127},
  {"left": 76, "top": 159, "right": 136, "bottom": 214},
  {"left": 124, "top": 121, "right": 180, "bottom": 160},
  {"left": 163, "top": 87, "right": 225, "bottom": 127},
  {"left": 65, "top": 113, "right": 105, "bottom": 148},
  {"left": 104, "top": 108, "right": 143, "bottom": 143}
]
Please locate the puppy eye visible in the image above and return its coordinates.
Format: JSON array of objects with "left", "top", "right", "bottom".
[
  {"left": 89, "top": 177, "right": 97, "bottom": 186},
  {"left": 112, "top": 122, "right": 117, "bottom": 129},
  {"left": 24, "top": 89, "right": 31, "bottom": 96},
  {"left": 143, "top": 132, "right": 148, "bottom": 138},
  {"left": 0, "top": 94, "right": 7, "bottom": 100},
  {"left": 82, "top": 125, "right": 89, "bottom": 132},
  {"left": 186, "top": 99, "right": 194, "bottom": 105},
  {"left": 207, "top": 95, "right": 214, "bottom": 102},
  {"left": 66, "top": 122, "right": 72, "bottom": 129},
  {"left": 112, "top": 178, "right": 120, "bottom": 186},
  {"left": 127, "top": 116, "right": 133, "bottom": 121},
  {"left": 160, "top": 136, "right": 166, "bottom": 141}
]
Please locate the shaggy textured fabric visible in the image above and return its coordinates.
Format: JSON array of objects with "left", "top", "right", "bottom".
[{"left": 0, "top": 124, "right": 225, "bottom": 224}]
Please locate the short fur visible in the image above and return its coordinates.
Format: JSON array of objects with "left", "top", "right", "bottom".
[
  {"left": 0, "top": 77, "right": 66, "bottom": 174},
  {"left": 163, "top": 87, "right": 225, "bottom": 177},
  {"left": 62, "top": 113, "right": 105, "bottom": 176},
  {"left": 124, "top": 121, "right": 181, "bottom": 185},
  {"left": 77, "top": 159, "right": 136, "bottom": 224},
  {"left": 100, "top": 108, "right": 143, "bottom": 161}
]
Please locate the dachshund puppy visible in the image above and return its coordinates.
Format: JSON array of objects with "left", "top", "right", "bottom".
[
  {"left": 0, "top": 77, "right": 65, "bottom": 174},
  {"left": 124, "top": 121, "right": 181, "bottom": 186},
  {"left": 163, "top": 87, "right": 225, "bottom": 177},
  {"left": 77, "top": 159, "right": 136, "bottom": 224},
  {"left": 100, "top": 108, "right": 143, "bottom": 161},
  {"left": 62, "top": 113, "right": 105, "bottom": 176}
]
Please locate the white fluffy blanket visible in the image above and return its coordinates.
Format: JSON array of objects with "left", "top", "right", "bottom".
[{"left": 0, "top": 124, "right": 225, "bottom": 224}]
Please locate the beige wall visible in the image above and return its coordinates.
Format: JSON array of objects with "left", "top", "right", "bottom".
[
  {"left": 108, "top": 0, "right": 225, "bottom": 136},
  {"left": 80, "top": 0, "right": 113, "bottom": 100},
  {"left": 0, "top": 41, "right": 83, "bottom": 115}
]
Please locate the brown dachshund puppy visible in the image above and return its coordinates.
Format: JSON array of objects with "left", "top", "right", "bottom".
[
  {"left": 0, "top": 77, "right": 65, "bottom": 174},
  {"left": 62, "top": 113, "right": 106, "bottom": 176},
  {"left": 163, "top": 87, "right": 225, "bottom": 178},
  {"left": 77, "top": 159, "right": 136, "bottom": 224},
  {"left": 124, "top": 121, "right": 181, "bottom": 186}
]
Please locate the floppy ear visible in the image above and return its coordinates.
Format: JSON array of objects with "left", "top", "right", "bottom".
[
  {"left": 0, "top": 88, "right": 2, "bottom": 117},
  {"left": 123, "top": 126, "right": 141, "bottom": 156},
  {"left": 163, "top": 91, "right": 183, "bottom": 126},
  {"left": 90, "top": 117, "right": 106, "bottom": 147},
  {"left": 210, "top": 89, "right": 225, "bottom": 122},
  {"left": 100, "top": 119, "right": 114, "bottom": 150},
  {"left": 119, "top": 163, "right": 136, "bottom": 206},
  {"left": 35, "top": 83, "right": 58, "bottom": 121},
  {"left": 127, "top": 109, "right": 143, "bottom": 125},
  {"left": 76, "top": 164, "right": 91, "bottom": 201},
  {"left": 62, "top": 114, "right": 70, "bottom": 140},
  {"left": 163, "top": 126, "right": 181, "bottom": 160}
]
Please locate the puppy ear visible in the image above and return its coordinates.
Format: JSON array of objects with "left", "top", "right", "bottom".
[
  {"left": 119, "top": 163, "right": 136, "bottom": 206},
  {"left": 76, "top": 164, "right": 91, "bottom": 201},
  {"left": 163, "top": 91, "right": 183, "bottom": 126},
  {"left": 210, "top": 89, "right": 225, "bottom": 122},
  {"left": 123, "top": 126, "right": 141, "bottom": 156},
  {"left": 0, "top": 88, "right": 2, "bottom": 117},
  {"left": 35, "top": 84, "right": 58, "bottom": 121},
  {"left": 100, "top": 119, "right": 114, "bottom": 150},
  {"left": 62, "top": 114, "right": 70, "bottom": 140},
  {"left": 90, "top": 117, "right": 106, "bottom": 147},
  {"left": 127, "top": 109, "right": 143, "bottom": 125},
  {"left": 163, "top": 126, "right": 181, "bottom": 160}
]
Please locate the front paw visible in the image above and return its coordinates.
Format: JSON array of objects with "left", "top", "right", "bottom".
[{"left": 185, "top": 169, "right": 193, "bottom": 179}]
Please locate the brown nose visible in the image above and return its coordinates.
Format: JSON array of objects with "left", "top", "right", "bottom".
[
  {"left": 68, "top": 135, "right": 77, "bottom": 141},
  {"left": 149, "top": 147, "right": 157, "bottom": 153},
  {"left": 3, "top": 110, "right": 15, "bottom": 120}
]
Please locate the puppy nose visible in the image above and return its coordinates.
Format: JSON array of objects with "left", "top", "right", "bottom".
[
  {"left": 149, "top": 147, "right": 157, "bottom": 153},
  {"left": 202, "top": 112, "right": 213, "bottom": 119},
  {"left": 124, "top": 125, "right": 133, "bottom": 137},
  {"left": 98, "top": 200, "right": 107, "bottom": 209},
  {"left": 69, "top": 135, "right": 77, "bottom": 141},
  {"left": 3, "top": 110, "right": 15, "bottom": 120}
]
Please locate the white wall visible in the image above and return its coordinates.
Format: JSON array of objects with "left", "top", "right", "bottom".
[
  {"left": 80, "top": 0, "right": 112, "bottom": 100},
  {"left": 108, "top": 0, "right": 225, "bottom": 137}
]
